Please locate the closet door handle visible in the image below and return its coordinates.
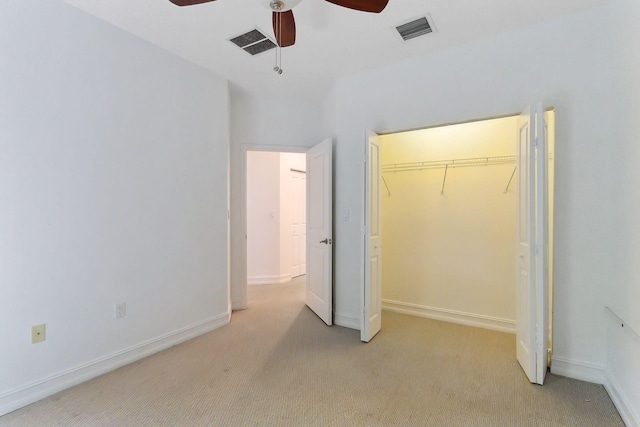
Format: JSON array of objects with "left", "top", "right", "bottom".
[{"left": 320, "top": 238, "right": 333, "bottom": 245}]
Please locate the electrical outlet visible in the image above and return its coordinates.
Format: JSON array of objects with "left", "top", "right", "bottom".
[
  {"left": 31, "top": 324, "right": 46, "bottom": 344},
  {"left": 115, "top": 303, "right": 127, "bottom": 319}
]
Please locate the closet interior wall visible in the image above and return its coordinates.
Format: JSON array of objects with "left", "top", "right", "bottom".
[{"left": 380, "top": 116, "right": 520, "bottom": 332}]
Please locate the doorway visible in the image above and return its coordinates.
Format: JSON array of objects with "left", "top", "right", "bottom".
[
  {"left": 379, "top": 115, "right": 524, "bottom": 333},
  {"left": 246, "top": 150, "right": 306, "bottom": 285},
  {"left": 364, "top": 107, "right": 555, "bottom": 383},
  {"left": 242, "top": 138, "right": 334, "bottom": 325}
]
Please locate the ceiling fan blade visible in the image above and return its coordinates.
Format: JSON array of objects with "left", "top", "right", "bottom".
[
  {"left": 324, "top": 0, "right": 388, "bottom": 13},
  {"left": 273, "top": 10, "right": 296, "bottom": 47},
  {"left": 168, "top": 0, "right": 216, "bottom": 6}
]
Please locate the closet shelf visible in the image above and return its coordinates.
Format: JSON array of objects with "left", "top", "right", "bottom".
[{"left": 382, "top": 155, "right": 516, "bottom": 173}]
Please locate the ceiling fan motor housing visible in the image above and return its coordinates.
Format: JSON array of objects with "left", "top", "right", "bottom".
[{"left": 257, "top": 0, "right": 301, "bottom": 11}]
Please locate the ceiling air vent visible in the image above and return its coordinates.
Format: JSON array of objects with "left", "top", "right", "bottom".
[
  {"left": 396, "top": 17, "right": 433, "bottom": 41},
  {"left": 229, "top": 28, "right": 276, "bottom": 56}
]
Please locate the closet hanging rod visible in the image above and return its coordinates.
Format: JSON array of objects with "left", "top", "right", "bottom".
[{"left": 382, "top": 155, "right": 516, "bottom": 173}]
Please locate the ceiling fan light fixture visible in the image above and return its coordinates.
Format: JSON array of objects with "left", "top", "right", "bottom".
[{"left": 171, "top": 0, "right": 387, "bottom": 53}]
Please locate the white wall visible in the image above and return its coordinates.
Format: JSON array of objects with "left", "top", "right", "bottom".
[
  {"left": 8, "top": 0, "right": 639, "bottom": 422},
  {"left": 246, "top": 151, "right": 282, "bottom": 283},
  {"left": 599, "top": 0, "right": 640, "bottom": 423},
  {"left": 0, "top": 1, "right": 230, "bottom": 415},
  {"left": 605, "top": 310, "right": 640, "bottom": 425},
  {"left": 380, "top": 117, "right": 518, "bottom": 332},
  {"left": 229, "top": 87, "right": 327, "bottom": 308},
  {"left": 326, "top": 0, "right": 640, "bottom": 423}
]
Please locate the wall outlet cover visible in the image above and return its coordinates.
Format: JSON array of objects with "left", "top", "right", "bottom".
[{"left": 31, "top": 324, "right": 46, "bottom": 344}]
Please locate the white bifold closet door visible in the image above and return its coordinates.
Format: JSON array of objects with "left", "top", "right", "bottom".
[
  {"left": 362, "top": 131, "right": 382, "bottom": 342},
  {"left": 516, "top": 102, "right": 549, "bottom": 385}
]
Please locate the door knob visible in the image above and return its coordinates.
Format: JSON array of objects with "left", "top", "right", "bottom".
[{"left": 320, "top": 238, "right": 333, "bottom": 244}]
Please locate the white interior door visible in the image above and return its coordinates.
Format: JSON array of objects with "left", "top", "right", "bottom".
[
  {"left": 291, "top": 170, "right": 306, "bottom": 278},
  {"left": 516, "top": 102, "right": 549, "bottom": 385},
  {"left": 306, "top": 138, "right": 333, "bottom": 325},
  {"left": 362, "top": 131, "right": 382, "bottom": 342}
]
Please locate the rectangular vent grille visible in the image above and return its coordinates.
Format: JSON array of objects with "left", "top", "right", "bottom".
[
  {"left": 229, "top": 29, "right": 276, "bottom": 55},
  {"left": 396, "top": 17, "right": 433, "bottom": 41}
]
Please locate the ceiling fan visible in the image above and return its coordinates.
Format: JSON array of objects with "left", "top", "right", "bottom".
[{"left": 168, "top": 0, "right": 389, "bottom": 48}]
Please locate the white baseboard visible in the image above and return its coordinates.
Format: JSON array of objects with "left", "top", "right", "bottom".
[
  {"left": 549, "top": 356, "right": 605, "bottom": 384},
  {"left": 0, "top": 311, "right": 231, "bottom": 417},
  {"left": 247, "top": 274, "right": 291, "bottom": 285},
  {"left": 604, "top": 371, "right": 640, "bottom": 427},
  {"left": 334, "top": 312, "right": 360, "bottom": 330},
  {"left": 382, "top": 299, "right": 516, "bottom": 334},
  {"left": 231, "top": 299, "right": 248, "bottom": 311}
]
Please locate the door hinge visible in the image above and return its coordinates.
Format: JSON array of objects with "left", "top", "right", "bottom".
[{"left": 534, "top": 135, "right": 542, "bottom": 147}]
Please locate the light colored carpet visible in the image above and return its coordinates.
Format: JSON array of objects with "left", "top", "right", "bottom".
[{"left": 1, "top": 276, "right": 624, "bottom": 426}]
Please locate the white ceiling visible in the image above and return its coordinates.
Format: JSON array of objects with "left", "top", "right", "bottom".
[{"left": 64, "top": 0, "right": 607, "bottom": 99}]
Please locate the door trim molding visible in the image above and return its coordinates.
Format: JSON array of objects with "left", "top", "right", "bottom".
[{"left": 237, "top": 144, "right": 311, "bottom": 309}]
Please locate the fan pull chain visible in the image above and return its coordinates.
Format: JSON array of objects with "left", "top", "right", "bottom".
[
  {"left": 276, "top": 45, "right": 282, "bottom": 74},
  {"left": 273, "top": 45, "right": 282, "bottom": 74},
  {"left": 273, "top": 12, "right": 283, "bottom": 75}
]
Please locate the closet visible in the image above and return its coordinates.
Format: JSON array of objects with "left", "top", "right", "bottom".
[{"left": 379, "top": 115, "right": 526, "bottom": 333}]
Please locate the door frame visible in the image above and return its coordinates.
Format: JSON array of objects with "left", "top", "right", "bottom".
[
  {"left": 237, "top": 144, "right": 310, "bottom": 310},
  {"left": 361, "top": 110, "right": 554, "bottom": 362},
  {"left": 289, "top": 169, "right": 307, "bottom": 278}
]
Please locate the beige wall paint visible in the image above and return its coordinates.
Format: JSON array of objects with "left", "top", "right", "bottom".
[
  {"left": 380, "top": 116, "right": 518, "bottom": 329},
  {"left": 546, "top": 110, "right": 556, "bottom": 348}
]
